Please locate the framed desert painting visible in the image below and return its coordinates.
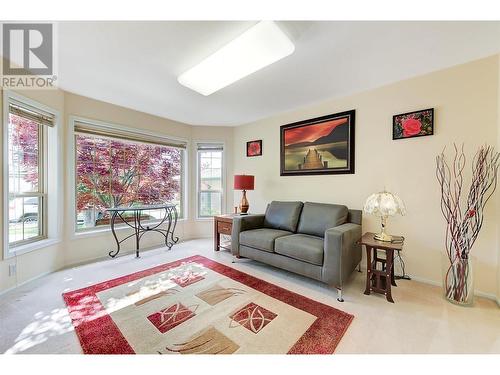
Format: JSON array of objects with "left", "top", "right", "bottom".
[
  {"left": 280, "top": 110, "right": 355, "bottom": 176},
  {"left": 246, "top": 140, "right": 262, "bottom": 157},
  {"left": 393, "top": 108, "right": 434, "bottom": 140}
]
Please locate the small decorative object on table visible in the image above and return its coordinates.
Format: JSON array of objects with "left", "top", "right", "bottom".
[
  {"left": 358, "top": 232, "right": 404, "bottom": 303},
  {"left": 436, "top": 144, "right": 499, "bottom": 306},
  {"left": 233, "top": 175, "right": 254, "bottom": 214},
  {"left": 363, "top": 190, "right": 406, "bottom": 242},
  {"left": 213, "top": 214, "right": 236, "bottom": 252}
]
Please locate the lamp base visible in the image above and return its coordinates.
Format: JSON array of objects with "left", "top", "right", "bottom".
[
  {"left": 373, "top": 232, "right": 394, "bottom": 242},
  {"left": 373, "top": 216, "right": 394, "bottom": 242},
  {"left": 239, "top": 190, "right": 249, "bottom": 214}
]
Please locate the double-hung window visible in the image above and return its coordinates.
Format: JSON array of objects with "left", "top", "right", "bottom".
[
  {"left": 73, "top": 120, "right": 186, "bottom": 231},
  {"left": 7, "top": 101, "right": 53, "bottom": 247},
  {"left": 197, "top": 143, "right": 224, "bottom": 218}
]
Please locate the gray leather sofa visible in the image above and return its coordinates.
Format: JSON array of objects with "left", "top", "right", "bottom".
[{"left": 231, "top": 201, "right": 362, "bottom": 301}]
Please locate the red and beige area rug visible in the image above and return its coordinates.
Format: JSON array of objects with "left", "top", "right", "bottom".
[{"left": 63, "top": 255, "right": 353, "bottom": 354}]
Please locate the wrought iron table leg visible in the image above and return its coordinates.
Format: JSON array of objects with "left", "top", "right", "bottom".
[
  {"left": 134, "top": 210, "right": 140, "bottom": 258},
  {"left": 167, "top": 206, "right": 179, "bottom": 250},
  {"left": 108, "top": 205, "right": 179, "bottom": 259},
  {"left": 108, "top": 211, "right": 121, "bottom": 258},
  {"left": 165, "top": 208, "right": 173, "bottom": 249}
]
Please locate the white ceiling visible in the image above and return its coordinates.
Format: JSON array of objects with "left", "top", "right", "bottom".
[{"left": 56, "top": 21, "right": 500, "bottom": 126}]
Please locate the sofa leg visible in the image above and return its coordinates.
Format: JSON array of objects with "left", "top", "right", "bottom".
[{"left": 337, "top": 288, "right": 344, "bottom": 302}]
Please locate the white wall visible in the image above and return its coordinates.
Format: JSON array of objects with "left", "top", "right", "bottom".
[
  {"left": 0, "top": 89, "right": 233, "bottom": 293},
  {"left": 497, "top": 57, "right": 500, "bottom": 304},
  {"left": 233, "top": 55, "right": 500, "bottom": 298}
]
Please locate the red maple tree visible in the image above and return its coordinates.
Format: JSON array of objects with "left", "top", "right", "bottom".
[
  {"left": 10, "top": 113, "right": 182, "bottom": 222},
  {"left": 75, "top": 135, "right": 181, "bottom": 216},
  {"left": 9, "top": 114, "right": 40, "bottom": 188}
]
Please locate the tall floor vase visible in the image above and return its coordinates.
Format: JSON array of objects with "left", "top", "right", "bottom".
[{"left": 442, "top": 255, "right": 475, "bottom": 306}]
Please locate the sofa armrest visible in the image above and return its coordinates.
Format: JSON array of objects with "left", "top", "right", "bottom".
[
  {"left": 322, "top": 223, "right": 362, "bottom": 287},
  {"left": 231, "top": 214, "right": 265, "bottom": 255}
]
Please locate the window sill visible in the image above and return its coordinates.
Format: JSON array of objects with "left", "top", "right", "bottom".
[
  {"left": 6, "top": 238, "right": 61, "bottom": 259},
  {"left": 72, "top": 218, "right": 187, "bottom": 240}
]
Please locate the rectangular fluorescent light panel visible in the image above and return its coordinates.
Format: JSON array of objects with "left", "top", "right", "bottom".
[{"left": 178, "top": 21, "right": 295, "bottom": 96}]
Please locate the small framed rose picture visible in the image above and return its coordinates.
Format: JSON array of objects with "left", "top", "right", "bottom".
[
  {"left": 393, "top": 108, "right": 434, "bottom": 140},
  {"left": 246, "top": 140, "right": 262, "bottom": 157}
]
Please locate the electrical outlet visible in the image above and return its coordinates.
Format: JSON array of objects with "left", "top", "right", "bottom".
[{"left": 9, "top": 264, "right": 16, "bottom": 277}]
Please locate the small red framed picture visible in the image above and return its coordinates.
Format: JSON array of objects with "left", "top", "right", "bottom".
[
  {"left": 393, "top": 108, "right": 434, "bottom": 140},
  {"left": 246, "top": 140, "right": 262, "bottom": 157}
]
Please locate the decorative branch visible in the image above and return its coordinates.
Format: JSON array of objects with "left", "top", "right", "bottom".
[{"left": 436, "top": 144, "right": 499, "bottom": 303}]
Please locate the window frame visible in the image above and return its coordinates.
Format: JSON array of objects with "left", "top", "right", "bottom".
[
  {"left": 7, "top": 119, "right": 47, "bottom": 248},
  {"left": 196, "top": 142, "right": 225, "bottom": 219},
  {"left": 69, "top": 116, "right": 188, "bottom": 235},
  {"left": 2, "top": 91, "right": 62, "bottom": 259}
]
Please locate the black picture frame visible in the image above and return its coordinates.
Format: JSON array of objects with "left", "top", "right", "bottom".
[
  {"left": 392, "top": 108, "right": 434, "bottom": 140},
  {"left": 246, "top": 139, "right": 263, "bottom": 157},
  {"left": 280, "top": 110, "right": 355, "bottom": 176}
]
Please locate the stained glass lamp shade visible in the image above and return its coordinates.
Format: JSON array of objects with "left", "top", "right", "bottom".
[{"left": 363, "top": 191, "right": 406, "bottom": 242}]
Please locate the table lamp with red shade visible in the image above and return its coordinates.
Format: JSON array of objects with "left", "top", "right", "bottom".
[{"left": 234, "top": 175, "right": 254, "bottom": 214}]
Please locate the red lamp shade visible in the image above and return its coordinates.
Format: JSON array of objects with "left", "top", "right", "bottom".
[{"left": 234, "top": 175, "right": 254, "bottom": 190}]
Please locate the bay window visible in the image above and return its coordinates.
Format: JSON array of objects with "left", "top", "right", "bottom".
[
  {"left": 197, "top": 143, "right": 224, "bottom": 218},
  {"left": 74, "top": 120, "right": 185, "bottom": 231}
]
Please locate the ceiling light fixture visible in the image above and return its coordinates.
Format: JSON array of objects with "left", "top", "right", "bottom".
[{"left": 178, "top": 21, "right": 295, "bottom": 96}]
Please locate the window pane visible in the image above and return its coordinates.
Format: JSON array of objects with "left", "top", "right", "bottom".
[
  {"left": 7, "top": 107, "right": 45, "bottom": 247},
  {"left": 198, "top": 149, "right": 223, "bottom": 217},
  {"left": 8, "top": 113, "right": 39, "bottom": 193},
  {"left": 75, "top": 134, "right": 183, "bottom": 230},
  {"left": 8, "top": 196, "right": 41, "bottom": 244},
  {"left": 201, "top": 174, "right": 222, "bottom": 190},
  {"left": 199, "top": 191, "right": 222, "bottom": 217},
  {"left": 200, "top": 151, "right": 222, "bottom": 189}
]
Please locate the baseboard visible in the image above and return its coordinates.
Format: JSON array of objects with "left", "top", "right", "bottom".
[
  {"left": 409, "top": 274, "right": 499, "bottom": 303},
  {"left": 0, "top": 270, "right": 53, "bottom": 297}
]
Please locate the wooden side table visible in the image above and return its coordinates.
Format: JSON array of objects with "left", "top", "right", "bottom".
[
  {"left": 358, "top": 232, "right": 404, "bottom": 303},
  {"left": 213, "top": 214, "right": 237, "bottom": 252}
]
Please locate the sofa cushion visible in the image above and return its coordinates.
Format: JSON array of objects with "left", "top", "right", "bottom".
[
  {"left": 274, "top": 234, "right": 324, "bottom": 266},
  {"left": 297, "top": 202, "right": 348, "bottom": 238},
  {"left": 263, "top": 201, "right": 304, "bottom": 232},
  {"left": 239, "top": 228, "right": 292, "bottom": 253}
]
